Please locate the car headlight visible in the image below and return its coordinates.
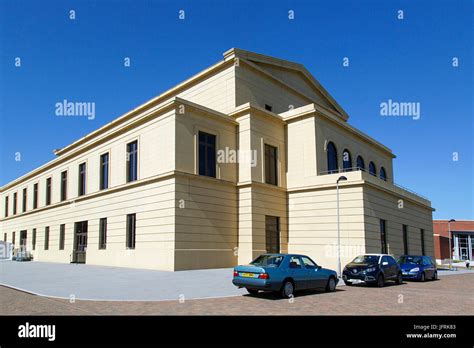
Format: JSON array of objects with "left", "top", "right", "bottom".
[
  {"left": 366, "top": 267, "right": 376, "bottom": 272},
  {"left": 410, "top": 267, "right": 419, "bottom": 272}
]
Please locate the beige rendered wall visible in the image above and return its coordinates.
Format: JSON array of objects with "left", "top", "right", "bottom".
[
  {"left": 235, "top": 65, "right": 311, "bottom": 114},
  {"left": 178, "top": 64, "right": 237, "bottom": 114},
  {"left": 314, "top": 116, "right": 394, "bottom": 181},
  {"left": 236, "top": 110, "right": 288, "bottom": 264},
  {"left": 0, "top": 110, "right": 178, "bottom": 271},
  {"left": 174, "top": 174, "right": 238, "bottom": 270},
  {"left": 288, "top": 184, "right": 366, "bottom": 271},
  {"left": 252, "top": 61, "right": 335, "bottom": 111},
  {"left": 363, "top": 185, "right": 435, "bottom": 258},
  {"left": 173, "top": 105, "right": 238, "bottom": 270},
  {"left": 1, "top": 177, "right": 177, "bottom": 270}
]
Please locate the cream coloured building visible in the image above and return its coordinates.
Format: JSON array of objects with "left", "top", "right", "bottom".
[{"left": 0, "top": 48, "right": 435, "bottom": 271}]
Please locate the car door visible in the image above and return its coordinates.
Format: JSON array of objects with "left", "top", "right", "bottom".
[
  {"left": 388, "top": 256, "right": 399, "bottom": 279},
  {"left": 423, "top": 257, "right": 434, "bottom": 278},
  {"left": 301, "top": 256, "right": 325, "bottom": 289},
  {"left": 288, "top": 256, "right": 307, "bottom": 290},
  {"left": 380, "top": 256, "right": 392, "bottom": 279}
]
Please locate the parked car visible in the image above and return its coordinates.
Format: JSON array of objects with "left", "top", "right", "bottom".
[
  {"left": 398, "top": 255, "right": 438, "bottom": 281},
  {"left": 342, "top": 254, "right": 403, "bottom": 287},
  {"left": 232, "top": 254, "right": 338, "bottom": 298}
]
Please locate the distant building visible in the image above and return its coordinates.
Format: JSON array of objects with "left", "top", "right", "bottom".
[
  {"left": 0, "top": 48, "right": 435, "bottom": 271},
  {"left": 433, "top": 220, "right": 474, "bottom": 262}
]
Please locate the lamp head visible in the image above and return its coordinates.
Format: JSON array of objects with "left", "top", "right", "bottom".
[{"left": 337, "top": 176, "right": 348, "bottom": 183}]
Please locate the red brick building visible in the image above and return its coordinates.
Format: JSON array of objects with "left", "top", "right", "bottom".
[{"left": 433, "top": 220, "right": 474, "bottom": 262}]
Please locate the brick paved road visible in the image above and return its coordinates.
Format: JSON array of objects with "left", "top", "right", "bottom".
[{"left": 1, "top": 273, "right": 472, "bottom": 315}]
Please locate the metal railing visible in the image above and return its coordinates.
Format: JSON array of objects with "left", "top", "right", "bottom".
[{"left": 318, "top": 167, "right": 429, "bottom": 201}]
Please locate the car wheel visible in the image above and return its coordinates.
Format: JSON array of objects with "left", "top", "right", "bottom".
[
  {"left": 281, "top": 280, "right": 294, "bottom": 298},
  {"left": 343, "top": 280, "right": 353, "bottom": 286},
  {"left": 395, "top": 272, "right": 403, "bottom": 285},
  {"left": 432, "top": 271, "right": 438, "bottom": 281},
  {"left": 246, "top": 288, "right": 259, "bottom": 296},
  {"left": 376, "top": 274, "right": 384, "bottom": 287},
  {"left": 420, "top": 272, "right": 425, "bottom": 282},
  {"left": 326, "top": 277, "right": 336, "bottom": 292}
]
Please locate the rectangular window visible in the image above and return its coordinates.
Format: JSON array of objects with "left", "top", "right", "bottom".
[
  {"left": 19, "top": 230, "right": 27, "bottom": 247},
  {"left": 61, "top": 171, "right": 68, "bottom": 201},
  {"left": 4, "top": 196, "right": 8, "bottom": 217},
  {"left": 12, "top": 232, "right": 15, "bottom": 245},
  {"left": 198, "top": 132, "right": 216, "bottom": 178},
  {"left": 44, "top": 227, "right": 50, "bottom": 250},
  {"left": 78, "top": 163, "right": 86, "bottom": 196},
  {"left": 421, "top": 229, "right": 425, "bottom": 256},
  {"left": 3, "top": 233, "right": 6, "bottom": 242},
  {"left": 13, "top": 192, "right": 17, "bottom": 215},
  {"left": 59, "top": 224, "right": 65, "bottom": 250},
  {"left": 126, "top": 141, "right": 138, "bottom": 182},
  {"left": 100, "top": 153, "right": 109, "bottom": 190},
  {"left": 265, "top": 216, "right": 280, "bottom": 253},
  {"left": 402, "top": 225, "right": 409, "bottom": 255},
  {"left": 46, "top": 178, "right": 52, "bottom": 205},
  {"left": 380, "top": 219, "right": 387, "bottom": 254},
  {"left": 22, "top": 188, "right": 27, "bottom": 212},
  {"left": 265, "top": 144, "right": 278, "bottom": 185},
  {"left": 33, "top": 183, "right": 38, "bottom": 209},
  {"left": 32, "top": 228, "right": 36, "bottom": 250},
  {"left": 99, "top": 218, "right": 107, "bottom": 249},
  {"left": 126, "top": 213, "right": 136, "bottom": 249}
]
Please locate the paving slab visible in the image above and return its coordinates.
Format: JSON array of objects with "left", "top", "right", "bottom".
[{"left": 0, "top": 261, "right": 246, "bottom": 301}]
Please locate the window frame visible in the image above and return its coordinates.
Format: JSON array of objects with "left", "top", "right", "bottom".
[
  {"left": 13, "top": 192, "right": 17, "bottom": 215},
  {"left": 4, "top": 196, "right": 8, "bottom": 217},
  {"left": 356, "top": 155, "right": 365, "bottom": 171},
  {"left": 32, "top": 228, "right": 36, "bottom": 250},
  {"left": 380, "top": 167, "right": 387, "bottom": 181},
  {"left": 78, "top": 162, "right": 87, "bottom": 196},
  {"left": 126, "top": 141, "right": 138, "bottom": 183},
  {"left": 59, "top": 224, "right": 65, "bottom": 250},
  {"left": 33, "top": 183, "right": 38, "bottom": 209},
  {"left": 326, "top": 141, "right": 338, "bottom": 174},
  {"left": 126, "top": 213, "right": 136, "bottom": 249},
  {"left": 44, "top": 226, "right": 50, "bottom": 250},
  {"left": 420, "top": 229, "right": 425, "bottom": 256},
  {"left": 100, "top": 152, "right": 110, "bottom": 190},
  {"left": 403, "top": 224, "right": 409, "bottom": 255},
  {"left": 45, "top": 177, "right": 52, "bottom": 205},
  {"left": 369, "top": 161, "right": 377, "bottom": 176},
  {"left": 99, "top": 217, "right": 107, "bottom": 250},
  {"left": 264, "top": 143, "right": 278, "bottom": 186},
  {"left": 380, "top": 219, "right": 387, "bottom": 254},
  {"left": 22, "top": 188, "right": 27, "bottom": 213},
  {"left": 198, "top": 131, "right": 217, "bottom": 178},
  {"left": 342, "top": 149, "right": 352, "bottom": 172},
  {"left": 60, "top": 170, "right": 68, "bottom": 201}
]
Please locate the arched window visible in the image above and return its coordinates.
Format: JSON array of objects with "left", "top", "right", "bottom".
[
  {"left": 369, "top": 161, "right": 376, "bottom": 176},
  {"left": 380, "top": 167, "right": 387, "bottom": 181},
  {"left": 342, "top": 149, "right": 352, "bottom": 172},
  {"left": 326, "top": 142, "right": 338, "bottom": 174},
  {"left": 356, "top": 156, "right": 365, "bottom": 171}
]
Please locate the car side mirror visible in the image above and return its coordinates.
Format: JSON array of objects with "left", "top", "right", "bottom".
[
  {"left": 382, "top": 262, "right": 388, "bottom": 266},
  {"left": 317, "top": 265, "right": 322, "bottom": 270}
]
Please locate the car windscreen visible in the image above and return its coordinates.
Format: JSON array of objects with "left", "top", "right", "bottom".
[
  {"left": 352, "top": 255, "right": 379, "bottom": 264},
  {"left": 398, "top": 256, "right": 422, "bottom": 264},
  {"left": 251, "top": 255, "right": 284, "bottom": 267}
]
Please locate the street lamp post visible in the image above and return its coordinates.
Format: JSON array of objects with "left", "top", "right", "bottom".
[
  {"left": 336, "top": 176, "right": 348, "bottom": 278},
  {"left": 448, "top": 219, "right": 456, "bottom": 269}
]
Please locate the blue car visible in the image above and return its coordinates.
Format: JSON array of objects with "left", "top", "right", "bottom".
[
  {"left": 398, "top": 255, "right": 438, "bottom": 281},
  {"left": 232, "top": 253, "right": 338, "bottom": 298}
]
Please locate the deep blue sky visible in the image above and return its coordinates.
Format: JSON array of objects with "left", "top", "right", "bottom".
[{"left": 0, "top": 0, "right": 472, "bottom": 219}]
